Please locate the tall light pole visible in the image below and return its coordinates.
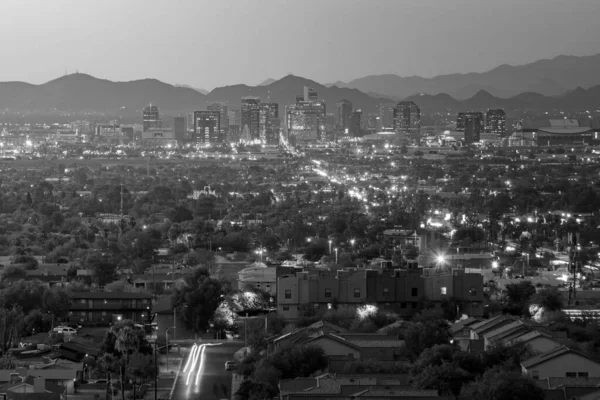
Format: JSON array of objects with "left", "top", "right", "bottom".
[
  {"left": 334, "top": 248, "right": 338, "bottom": 264},
  {"left": 329, "top": 240, "right": 332, "bottom": 255}
]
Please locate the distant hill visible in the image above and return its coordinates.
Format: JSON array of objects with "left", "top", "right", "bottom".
[
  {"left": 258, "top": 78, "right": 276, "bottom": 86},
  {"left": 175, "top": 84, "right": 208, "bottom": 95},
  {"left": 345, "top": 53, "right": 600, "bottom": 99},
  {"left": 403, "top": 85, "right": 600, "bottom": 113},
  {"left": 205, "top": 74, "right": 395, "bottom": 115},
  {"left": 0, "top": 73, "right": 207, "bottom": 116}
]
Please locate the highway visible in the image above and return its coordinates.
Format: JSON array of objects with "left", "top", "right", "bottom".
[{"left": 172, "top": 340, "right": 241, "bottom": 400}]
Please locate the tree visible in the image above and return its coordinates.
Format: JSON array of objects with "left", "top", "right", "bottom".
[
  {"left": 100, "top": 320, "right": 152, "bottom": 400},
  {"left": 235, "top": 380, "right": 278, "bottom": 400},
  {"left": 0, "top": 306, "right": 24, "bottom": 353},
  {"left": 460, "top": 368, "right": 544, "bottom": 400},
  {"left": 532, "top": 287, "right": 563, "bottom": 312},
  {"left": 404, "top": 320, "right": 449, "bottom": 359},
  {"left": 505, "top": 281, "right": 536, "bottom": 315},
  {"left": 412, "top": 363, "right": 472, "bottom": 397},
  {"left": 172, "top": 267, "right": 223, "bottom": 333}
]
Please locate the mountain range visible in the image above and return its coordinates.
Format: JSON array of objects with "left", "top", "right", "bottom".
[
  {"left": 2, "top": 51, "right": 600, "bottom": 119},
  {"left": 333, "top": 53, "right": 600, "bottom": 100}
]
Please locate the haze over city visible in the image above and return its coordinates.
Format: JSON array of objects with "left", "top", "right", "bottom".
[{"left": 2, "top": 0, "right": 600, "bottom": 89}]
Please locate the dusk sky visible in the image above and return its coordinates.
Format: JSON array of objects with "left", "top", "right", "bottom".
[{"left": 2, "top": 0, "right": 600, "bottom": 90}]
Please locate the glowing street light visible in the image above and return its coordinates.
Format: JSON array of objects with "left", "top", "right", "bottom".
[
  {"left": 436, "top": 254, "right": 446, "bottom": 265},
  {"left": 255, "top": 248, "right": 265, "bottom": 263},
  {"left": 492, "top": 261, "right": 499, "bottom": 269},
  {"left": 329, "top": 240, "right": 332, "bottom": 255},
  {"left": 350, "top": 238, "right": 355, "bottom": 248},
  {"left": 334, "top": 248, "right": 338, "bottom": 264}
]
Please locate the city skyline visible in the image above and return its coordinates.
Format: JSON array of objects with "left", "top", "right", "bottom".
[{"left": 2, "top": 0, "right": 600, "bottom": 90}]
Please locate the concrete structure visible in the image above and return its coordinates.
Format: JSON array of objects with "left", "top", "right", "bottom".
[
  {"left": 422, "top": 268, "right": 485, "bottom": 317},
  {"left": 456, "top": 112, "right": 484, "bottom": 144},
  {"left": 509, "top": 119, "right": 594, "bottom": 147},
  {"left": 173, "top": 116, "right": 186, "bottom": 143},
  {"left": 522, "top": 346, "right": 600, "bottom": 380},
  {"left": 206, "top": 101, "right": 229, "bottom": 140},
  {"left": 259, "top": 102, "right": 279, "bottom": 145},
  {"left": 141, "top": 128, "right": 176, "bottom": 147}
]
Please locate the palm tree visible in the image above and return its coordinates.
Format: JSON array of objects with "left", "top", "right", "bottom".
[{"left": 115, "top": 326, "right": 140, "bottom": 400}]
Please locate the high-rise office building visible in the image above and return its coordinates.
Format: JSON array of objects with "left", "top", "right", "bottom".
[
  {"left": 378, "top": 104, "right": 394, "bottom": 130},
  {"left": 207, "top": 101, "right": 229, "bottom": 141},
  {"left": 286, "top": 86, "right": 326, "bottom": 142},
  {"left": 241, "top": 97, "right": 261, "bottom": 142},
  {"left": 259, "top": 102, "right": 279, "bottom": 145},
  {"left": 458, "top": 112, "right": 484, "bottom": 144},
  {"left": 485, "top": 109, "right": 506, "bottom": 134},
  {"left": 393, "top": 101, "right": 421, "bottom": 141},
  {"left": 193, "top": 111, "right": 221, "bottom": 143},
  {"left": 173, "top": 116, "right": 186, "bottom": 143},
  {"left": 336, "top": 99, "right": 353, "bottom": 132},
  {"left": 349, "top": 110, "right": 362, "bottom": 137},
  {"left": 143, "top": 104, "right": 161, "bottom": 132}
]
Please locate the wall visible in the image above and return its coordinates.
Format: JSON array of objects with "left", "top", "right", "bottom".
[{"left": 307, "top": 337, "right": 360, "bottom": 360}]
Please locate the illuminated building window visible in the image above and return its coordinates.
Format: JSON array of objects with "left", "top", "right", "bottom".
[{"left": 440, "top": 287, "right": 447, "bottom": 295}]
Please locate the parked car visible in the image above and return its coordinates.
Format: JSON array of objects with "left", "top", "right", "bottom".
[
  {"left": 67, "top": 323, "right": 83, "bottom": 330},
  {"left": 53, "top": 326, "right": 78, "bottom": 335},
  {"left": 225, "top": 361, "right": 236, "bottom": 371}
]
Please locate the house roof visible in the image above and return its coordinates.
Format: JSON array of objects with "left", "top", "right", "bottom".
[
  {"left": 522, "top": 346, "right": 600, "bottom": 369},
  {"left": 502, "top": 330, "right": 556, "bottom": 348},
  {"left": 68, "top": 292, "right": 152, "bottom": 300},
  {"left": 471, "top": 315, "right": 516, "bottom": 335},
  {"left": 302, "top": 333, "right": 362, "bottom": 350},
  {"left": 345, "top": 339, "right": 405, "bottom": 348},
  {"left": 448, "top": 317, "right": 480, "bottom": 334},
  {"left": 271, "top": 320, "right": 348, "bottom": 344}
]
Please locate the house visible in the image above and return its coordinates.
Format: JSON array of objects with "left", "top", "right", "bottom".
[
  {"left": 268, "top": 320, "right": 348, "bottom": 354},
  {"left": 237, "top": 265, "right": 277, "bottom": 295},
  {"left": 57, "top": 338, "right": 100, "bottom": 362},
  {"left": 0, "top": 364, "right": 82, "bottom": 395},
  {"left": 67, "top": 291, "right": 153, "bottom": 325},
  {"left": 448, "top": 317, "right": 481, "bottom": 351},
  {"left": 279, "top": 373, "right": 446, "bottom": 400},
  {"left": 0, "top": 376, "right": 62, "bottom": 400},
  {"left": 521, "top": 346, "right": 600, "bottom": 380}
]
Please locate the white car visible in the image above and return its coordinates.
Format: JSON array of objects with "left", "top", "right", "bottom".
[{"left": 53, "top": 326, "right": 78, "bottom": 335}]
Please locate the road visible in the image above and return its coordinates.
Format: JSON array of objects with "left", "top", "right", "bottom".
[{"left": 172, "top": 340, "right": 242, "bottom": 400}]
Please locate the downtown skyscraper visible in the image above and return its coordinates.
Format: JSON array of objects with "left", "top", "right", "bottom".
[
  {"left": 336, "top": 99, "right": 353, "bottom": 132},
  {"left": 286, "top": 86, "right": 326, "bottom": 142},
  {"left": 241, "top": 97, "right": 261, "bottom": 142},
  {"left": 207, "top": 101, "right": 229, "bottom": 141},
  {"left": 485, "top": 109, "right": 506, "bottom": 134},
  {"left": 393, "top": 101, "right": 421, "bottom": 141},
  {"left": 457, "top": 112, "right": 484, "bottom": 144},
  {"left": 194, "top": 111, "right": 221, "bottom": 143},
  {"left": 143, "top": 104, "right": 162, "bottom": 132},
  {"left": 259, "top": 102, "right": 280, "bottom": 145}
]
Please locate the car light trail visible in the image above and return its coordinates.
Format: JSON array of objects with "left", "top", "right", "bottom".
[{"left": 184, "top": 343, "right": 223, "bottom": 387}]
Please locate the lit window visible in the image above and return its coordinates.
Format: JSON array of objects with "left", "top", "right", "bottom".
[
  {"left": 441, "top": 287, "right": 447, "bottom": 295},
  {"left": 383, "top": 288, "right": 389, "bottom": 296}
]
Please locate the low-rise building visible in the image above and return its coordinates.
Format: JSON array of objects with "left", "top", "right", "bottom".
[
  {"left": 521, "top": 346, "right": 600, "bottom": 380},
  {"left": 67, "top": 292, "right": 153, "bottom": 326}
]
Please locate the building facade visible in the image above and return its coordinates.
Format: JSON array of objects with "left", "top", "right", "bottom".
[
  {"left": 207, "top": 101, "right": 229, "bottom": 141},
  {"left": 241, "top": 97, "right": 261, "bottom": 142},
  {"left": 259, "top": 102, "right": 280, "bottom": 145},
  {"left": 286, "top": 86, "right": 326, "bottom": 143},
  {"left": 276, "top": 267, "right": 484, "bottom": 320},
  {"left": 336, "top": 99, "right": 353, "bottom": 132},
  {"left": 142, "top": 104, "right": 161, "bottom": 132},
  {"left": 457, "top": 112, "right": 484, "bottom": 144},
  {"left": 393, "top": 101, "right": 421, "bottom": 141},
  {"left": 193, "top": 111, "right": 221, "bottom": 143},
  {"left": 485, "top": 109, "right": 506, "bottom": 134},
  {"left": 350, "top": 110, "right": 362, "bottom": 137},
  {"left": 67, "top": 292, "right": 153, "bottom": 325},
  {"left": 173, "top": 116, "right": 186, "bottom": 143}
]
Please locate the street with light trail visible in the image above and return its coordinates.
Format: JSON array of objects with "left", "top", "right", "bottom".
[{"left": 172, "top": 340, "right": 241, "bottom": 400}]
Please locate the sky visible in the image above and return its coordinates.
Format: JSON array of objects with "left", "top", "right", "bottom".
[{"left": 2, "top": 0, "right": 600, "bottom": 90}]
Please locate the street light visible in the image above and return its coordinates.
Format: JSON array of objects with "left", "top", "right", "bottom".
[
  {"left": 334, "top": 248, "right": 338, "bottom": 264},
  {"left": 165, "top": 326, "right": 176, "bottom": 369},
  {"left": 329, "top": 240, "right": 332, "bottom": 254}
]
